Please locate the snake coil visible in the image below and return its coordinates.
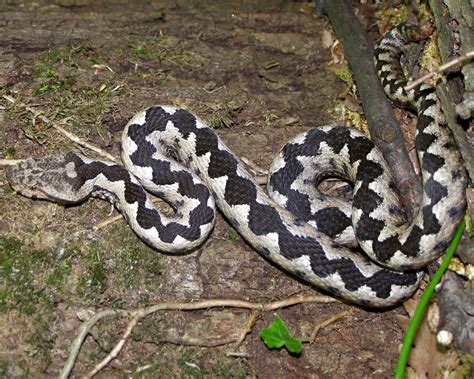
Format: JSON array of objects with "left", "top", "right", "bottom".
[{"left": 7, "top": 25, "right": 466, "bottom": 307}]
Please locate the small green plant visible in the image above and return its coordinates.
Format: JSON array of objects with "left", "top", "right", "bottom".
[
  {"left": 227, "top": 229, "right": 238, "bottom": 241},
  {"left": 35, "top": 80, "right": 64, "bottom": 94},
  {"left": 46, "top": 256, "right": 73, "bottom": 293},
  {"left": 259, "top": 315, "right": 302, "bottom": 354},
  {"left": 132, "top": 45, "right": 149, "bottom": 57},
  {"left": 171, "top": 50, "right": 191, "bottom": 61},
  {"left": 0, "top": 236, "right": 52, "bottom": 315},
  {"left": 76, "top": 240, "right": 108, "bottom": 298},
  {"left": 5, "top": 146, "right": 16, "bottom": 159}
]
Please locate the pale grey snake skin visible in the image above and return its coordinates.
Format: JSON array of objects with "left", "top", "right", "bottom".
[{"left": 7, "top": 25, "right": 466, "bottom": 307}]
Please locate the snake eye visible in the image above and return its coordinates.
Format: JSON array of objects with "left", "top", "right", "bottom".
[
  {"left": 166, "top": 148, "right": 179, "bottom": 161},
  {"left": 293, "top": 218, "right": 305, "bottom": 226}
]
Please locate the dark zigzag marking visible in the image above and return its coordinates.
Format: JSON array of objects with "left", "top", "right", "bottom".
[
  {"left": 146, "top": 114, "right": 421, "bottom": 298},
  {"left": 422, "top": 152, "right": 445, "bottom": 175},
  {"left": 269, "top": 128, "right": 352, "bottom": 234},
  {"left": 314, "top": 207, "right": 351, "bottom": 240},
  {"left": 269, "top": 135, "right": 321, "bottom": 222},
  {"left": 120, "top": 111, "right": 216, "bottom": 243},
  {"left": 73, "top": 155, "right": 212, "bottom": 244},
  {"left": 121, "top": 106, "right": 425, "bottom": 302}
]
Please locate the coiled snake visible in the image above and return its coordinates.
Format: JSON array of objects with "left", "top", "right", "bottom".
[{"left": 7, "top": 25, "right": 466, "bottom": 307}]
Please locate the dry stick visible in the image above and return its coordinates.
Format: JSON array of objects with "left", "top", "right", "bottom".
[
  {"left": 2, "top": 95, "right": 119, "bottom": 163},
  {"left": 227, "top": 311, "right": 259, "bottom": 356},
  {"left": 239, "top": 156, "right": 268, "bottom": 185},
  {"left": 93, "top": 213, "right": 128, "bottom": 231},
  {"left": 436, "top": 85, "right": 474, "bottom": 181},
  {"left": 401, "top": 39, "right": 474, "bottom": 182},
  {"left": 0, "top": 159, "right": 25, "bottom": 166},
  {"left": 404, "top": 51, "right": 474, "bottom": 91},
  {"left": 85, "top": 315, "right": 141, "bottom": 379},
  {"left": 307, "top": 309, "right": 353, "bottom": 343},
  {"left": 159, "top": 334, "right": 237, "bottom": 348},
  {"left": 60, "top": 309, "right": 118, "bottom": 379},
  {"left": 241, "top": 156, "right": 267, "bottom": 175},
  {"left": 59, "top": 295, "right": 336, "bottom": 379},
  {"left": 226, "top": 351, "right": 250, "bottom": 358}
]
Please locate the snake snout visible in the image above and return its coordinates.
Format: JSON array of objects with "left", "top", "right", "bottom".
[
  {"left": 5, "top": 154, "right": 81, "bottom": 202},
  {"left": 6, "top": 162, "right": 46, "bottom": 199}
]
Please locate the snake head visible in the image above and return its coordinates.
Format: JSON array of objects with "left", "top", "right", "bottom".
[{"left": 6, "top": 153, "right": 87, "bottom": 204}]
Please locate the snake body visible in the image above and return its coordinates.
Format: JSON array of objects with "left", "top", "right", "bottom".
[{"left": 7, "top": 25, "right": 466, "bottom": 307}]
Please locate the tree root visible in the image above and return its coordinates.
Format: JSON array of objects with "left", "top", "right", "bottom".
[{"left": 60, "top": 295, "right": 338, "bottom": 378}]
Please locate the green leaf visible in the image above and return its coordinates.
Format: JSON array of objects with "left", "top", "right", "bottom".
[{"left": 259, "top": 315, "right": 302, "bottom": 354}]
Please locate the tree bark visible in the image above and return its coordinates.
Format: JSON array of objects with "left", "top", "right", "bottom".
[
  {"left": 429, "top": 0, "right": 474, "bottom": 180},
  {"left": 430, "top": 0, "right": 474, "bottom": 101},
  {"left": 428, "top": 0, "right": 473, "bottom": 355},
  {"left": 436, "top": 271, "right": 474, "bottom": 354}
]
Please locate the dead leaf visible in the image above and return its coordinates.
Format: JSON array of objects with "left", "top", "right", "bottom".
[
  {"left": 343, "top": 95, "right": 362, "bottom": 113},
  {"left": 321, "top": 30, "right": 334, "bottom": 49},
  {"left": 395, "top": 299, "right": 457, "bottom": 378}
]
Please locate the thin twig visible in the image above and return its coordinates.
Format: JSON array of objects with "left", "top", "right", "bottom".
[
  {"left": 158, "top": 335, "right": 237, "bottom": 347},
  {"left": 93, "top": 213, "right": 125, "bottom": 231},
  {"left": 255, "top": 175, "right": 268, "bottom": 186},
  {"left": 306, "top": 309, "right": 353, "bottom": 343},
  {"left": 226, "top": 351, "right": 250, "bottom": 358},
  {"left": 0, "top": 159, "right": 26, "bottom": 166},
  {"left": 59, "top": 309, "right": 119, "bottom": 379},
  {"left": 60, "top": 295, "right": 336, "bottom": 378},
  {"left": 3, "top": 94, "right": 119, "bottom": 163},
  {"left": 85, "top": 315, "right": 140, "bottom": 378},
  {"left": 404, "top": 51, "right": 474, "bottom": 91},
  {"left": 93, "top": 197, "right": 166, "bottom": 231},
  {"left": 227, "top": 311, "right": 259, "bottom": 355},
  {"left": 241, "top": 156, "right": 267, "bottom": 175},
  {"left": 240, "top": 156, "right": 268, "bottom": 185}
]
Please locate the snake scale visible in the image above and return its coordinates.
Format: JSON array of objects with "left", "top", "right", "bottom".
[{"left": 7, "top": 24, "right": 467, "bottom": 307}]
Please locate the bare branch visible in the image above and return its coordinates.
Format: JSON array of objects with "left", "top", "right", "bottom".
[
  {"left": 60, "top": 295, "right": 337, "bottom": 378},
  {"left": 85, "top": 315, "right": 140, "bottom": 379},
  {"left": 307, "top": 309, "right": 353, "bottom": 343},
  {"left": 59, "top": 309, "right": 119, "bottom": 379},
  {"left": 0, "top": 159, "right": 26, "bottom": 166},
  {"left": 404, "top": 51, "right": 474, "bottom": 91},
  {"left": 323, "top": 0, "right": 422, "bottom": 215},
  {"left": 227, "top": 311, "right": 259, "bottom": 355}
]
